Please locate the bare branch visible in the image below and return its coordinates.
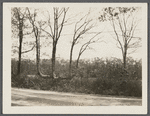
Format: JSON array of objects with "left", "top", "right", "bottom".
[
  {"left": 40, "top": 28, "right": 53, "bottom": 38},
  {"left": 117, "top": 15, "right": 126, "bottom": 44},
  {"left": 74, "top": 21, "right": 87, "bottom": 36},
  {"left": 127, "top": 22, "right": 138, "bottom": 45},
  {"left": 78, "top": 31, "right": 102, "bottom": 57},
  {"left": 47, "top": 11, "right": 54, "bottom": 37},
  {"left": 27, "top": 8, "right": 39, "bottom": 38},
  {"left": 57, "top": 8, "right": 64, "bottom": 18},
  {"left": 128, "top": 49, "right": 138, "bottom": 54},
  {"left": 74, "top": 13, "right": 89, "bottom": 32},
  {"left": 21, "top": 44, "right": 35, "bottom": 54},
  {"left": 112, "top": 17, "right": 124, "bottom": 55},
  {"left": 57, "top": 8, "right": 68, "bottom": 39},
  {"left": 127, "top": 15, "right": 135, "bottom": 38}
]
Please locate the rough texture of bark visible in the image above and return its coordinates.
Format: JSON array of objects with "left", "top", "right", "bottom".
[
  {"left": 76, "top": 53, "right": 81, "bottom": 68},
  {"left": 51, "top": 44, "right": 57, "bottom": 78},
  {"left": 69, "top": 43, "right": 74, "bottom": 78},
  {"left": 123, "top": 54, "right": 126, "bottom": 69},
  {"left": 123, "top": 44, "right": 127, "bottom": 69},
  {"left": 17, "top": 15, "right": 23, "bottom": 75},
  {"left": 36, "top": 37, "right": 40, "bottom": 75},
  {"left": 18, "top": 34, "right": 22, "bottom": 75}
]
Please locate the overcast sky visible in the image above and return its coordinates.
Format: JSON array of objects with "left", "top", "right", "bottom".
[{"left": 11, "top": 4, "right": 143, "bottom": 61}]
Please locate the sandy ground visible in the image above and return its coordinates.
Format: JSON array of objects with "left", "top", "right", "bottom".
[{"left": 11, "top": 88, "right": 142, "bottom": 106}]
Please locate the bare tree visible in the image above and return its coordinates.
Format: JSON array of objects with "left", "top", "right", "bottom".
[
  {"left": 76, "top": 32, "right": 102, "bottom": 68},
  {"left": 41, "top": 7, "right": 69, "bottom": 78},
  {"left": 69, "top": 11, "right": 94, "bottom": 78},
  {"left": 69, "top": 10, "right": 103, "bottom": 78},
  {"left": 99, "top": 7, "right": 141, "bottom": 69},
  {"left": 11, "top": 7, "right": 34, "bottom": 75},
  {"left": 27, "top": 8, "right": 50, "bottom": 77}
]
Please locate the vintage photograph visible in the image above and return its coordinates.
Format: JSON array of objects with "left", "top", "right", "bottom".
[{"left": 3, "top": 3, "right": 147, "bottom": 114}]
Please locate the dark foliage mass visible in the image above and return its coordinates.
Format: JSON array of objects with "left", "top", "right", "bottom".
[{"left": 11, "top": 57, "right": 142, "bottom": 97}]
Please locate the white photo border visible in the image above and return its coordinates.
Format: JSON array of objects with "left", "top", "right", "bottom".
[{"left": 3, "top": 3, "right": 148, "bottom": 114}]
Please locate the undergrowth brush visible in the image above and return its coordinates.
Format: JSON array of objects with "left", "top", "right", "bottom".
[{"left": 11, "top": 57, "right": 142, "bottom": 97}]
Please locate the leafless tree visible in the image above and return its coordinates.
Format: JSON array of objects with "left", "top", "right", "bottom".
[
  {"left": 11, "top": 7, "right": 35, "bottom": 75},
  {"left": 27, "top": 8, "right": 50, "bottom": 78},
  {"left": 76, "top": 32, "right": 102, "bottom": 68},
  {"left": 99, "top": 7, "right": 141, "bottom": 69},
  {"left": 41, "top": 7, "right": 69, "bottom": 78},
  {"left": 69, "top": 10, "right": 103, "bottom": 78},
  {"left": 69, "top": 12, "right": 93, "bottom": 78}
]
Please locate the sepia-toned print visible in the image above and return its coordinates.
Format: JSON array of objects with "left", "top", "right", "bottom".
[{"left": 3, "top": 3, "right": 147, "bottom": 114}]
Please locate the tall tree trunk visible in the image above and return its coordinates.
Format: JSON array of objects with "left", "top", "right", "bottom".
[
  {"left": 36, "top": 37, "right": 41, "bottom": 75},
  {"left": 123, "top": 55, "right": 126, "bottom": 69},
  {"left": 36, "top": 31, "right": 50, "bottom": 78},
  {"left": 51, "top": 42, "right": 56, "bottom": 78},
  {"left": 69, "top": 44, "right": 74, "bottom": 78},
  {"left": 34, "top": 29, "right": 50, "bottom": 78},
  {"left": 18, "top": 37, "right": 22, "bottom": 75},
  {"left": 51, "top": 9, "right": 58, "bottom": 79},
  {"left": 122, "top": 48, "right": 128, "bottom": 78},
  {"left": 123, "top": 44, "right": 127, "bottom": 69},
  {"left": 17, "top": 22, "right": 23, "bottom": 75},
  {"left": 38, "top": 36, "right": 41, "bottom": 75},
  {"left": 76, "top": 53, "right": 81, "bottom": 68}
]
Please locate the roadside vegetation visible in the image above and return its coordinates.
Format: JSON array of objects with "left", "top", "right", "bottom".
[{"left": 11, "top": 57, "right": 142, "bottom": 97}]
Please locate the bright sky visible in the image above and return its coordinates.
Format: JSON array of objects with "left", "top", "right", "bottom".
[{"left": 11, "top": 5, "right": 143, "bottom": 61}]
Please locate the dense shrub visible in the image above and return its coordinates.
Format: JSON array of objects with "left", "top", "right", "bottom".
[{"left": 11, "top": 57, "right": 142, "bottom": 97}]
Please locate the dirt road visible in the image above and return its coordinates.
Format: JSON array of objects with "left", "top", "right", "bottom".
[{"left": 12, "top": 88, "right": 142, "bottom": 106}]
